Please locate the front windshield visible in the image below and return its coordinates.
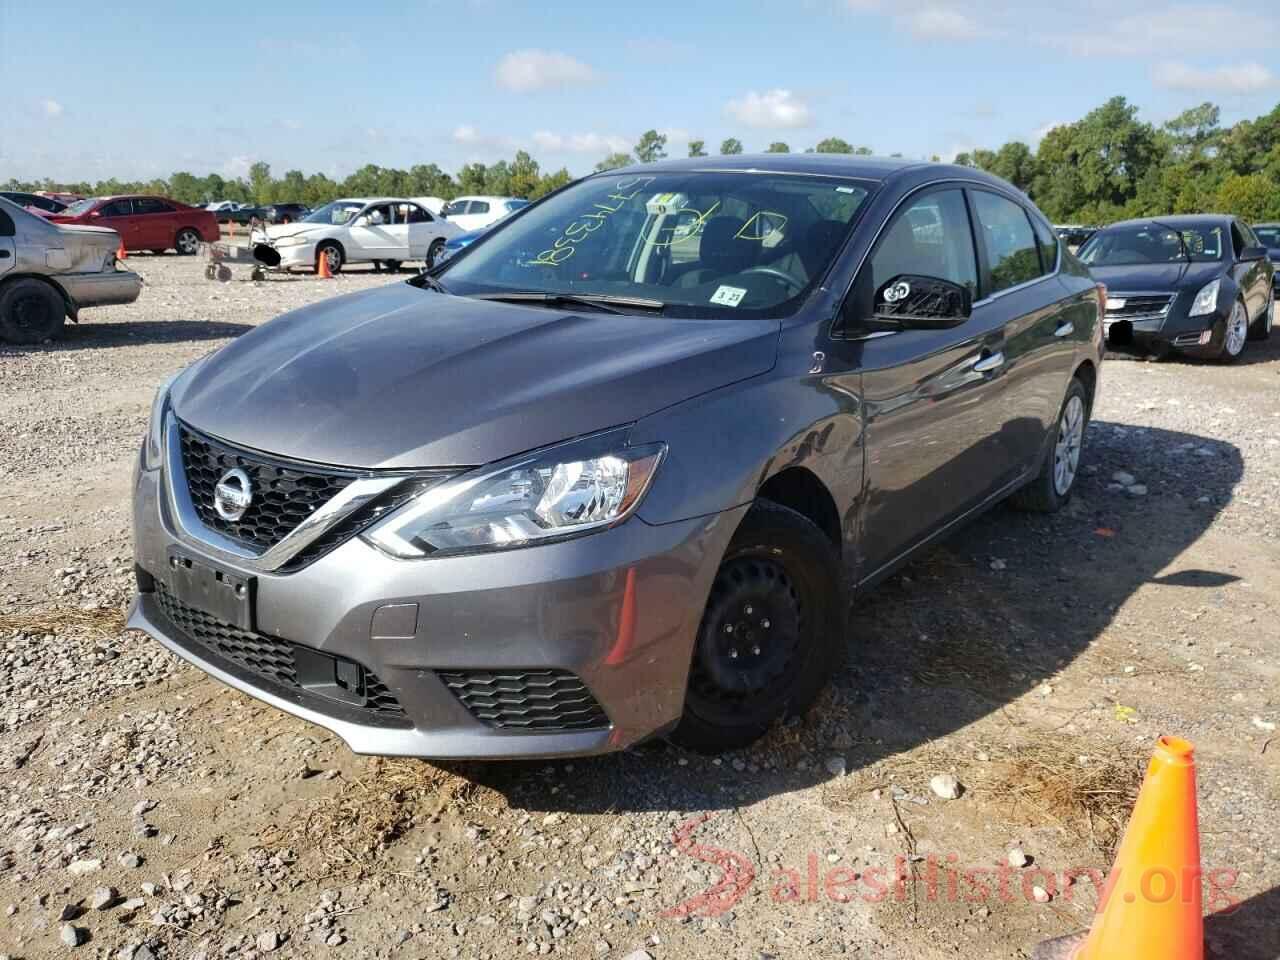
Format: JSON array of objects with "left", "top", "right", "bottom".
[
  {"left": 1253, "top": 226, "right": 1280, "bottom": 248},
  {"left": 304, "top": 201, "right": 364, "bottom": 225},
  {"left": 63, "top": 197, "right": 101, "bottom": 216},
  {"left": 1079, "top": 223, "right": 1224, "bottom": 266},
  {"left": 438, "top": 171, "right": 872, "bottom": 316}
]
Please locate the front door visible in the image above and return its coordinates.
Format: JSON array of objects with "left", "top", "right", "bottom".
[
  {"left": 829, "top": 186, "right": 1011, "bottom": 582},
  {"left": 0, "top": 205, "right": 15, "bottom": 278}
]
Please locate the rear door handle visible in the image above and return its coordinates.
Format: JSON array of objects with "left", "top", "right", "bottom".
[
  {"left": 0, "top": 250, "right": 11, "bottom": 259},
  {"left": 1054, "top": 321, "right": 1074, "bottom": 338},
  {"left": 972, "top": 351, "right": 1005, "bottom": 374}
]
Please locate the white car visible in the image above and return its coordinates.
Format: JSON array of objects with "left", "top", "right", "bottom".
[
  {"left": 411, "top": 196, "right": 447, "bottom": 216},
  {"left": 441, "top": 196, "right": 530, "bottom": 232},
  {"left": 250, "top": 197, "right": 461, "bottom": 274}
]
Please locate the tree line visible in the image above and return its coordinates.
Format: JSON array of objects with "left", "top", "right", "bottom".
[{"left": 6, "top": 98, "right": 1279, "bottom": 223}]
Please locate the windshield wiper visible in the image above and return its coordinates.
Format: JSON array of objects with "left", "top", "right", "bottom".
[
  {"left": 413, "top": 272, "right": 451, "bottom": 294},
  {"left": 468, "top": 291, "right": 666, "bottom": 314},
  {"left": 1151, "top": 220, "right": 1191, "bottom": 263}
]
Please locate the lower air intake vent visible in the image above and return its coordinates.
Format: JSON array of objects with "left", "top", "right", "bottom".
[{"left": 437, "top": 669, "right": 610, "bottom": 731}]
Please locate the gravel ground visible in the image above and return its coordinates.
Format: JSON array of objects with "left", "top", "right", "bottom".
[{"left": 1, "top": 255, "right": 1277, "bottom": 960}]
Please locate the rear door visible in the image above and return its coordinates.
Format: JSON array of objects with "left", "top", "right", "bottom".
[
  {"left": 132, "top": 197, "right": 177, "bottom": 250},
  {"left": 1233, "top": 220, "right": 1269, "bottom": 317},
  {"left": 0, "top": 206, "right": 15, "bottom": 278},
  {"left": 967, "top": 188, "right": 1077, "bottom": 477},
  {"left": 830, "top": 186, "right": 1011, "bottom": 580},
  {"left": 400, "top": 202, "right": 434, "bottom": 259}
]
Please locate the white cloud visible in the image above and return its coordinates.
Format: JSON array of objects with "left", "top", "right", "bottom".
[
  {"left": 1153, "top": 60, "right": 1276, "bottom": 94},
  {"left": 453, "top": 125, "right": 482, "bottom": 145},
  {"left": 532, "top": 130, "right": 632, "bottom": 154},
  {"left": 725, "top": 89, "right": 813, "bottom": 129},
  {"left": 1031, "top": 120, "right": 1066, "bottom": 145},
  {"left": 43, "top": 99, "right": 64, "bottom": 118},
  {"left": 494, "top": 50, "right": 596, "bottom": 93},
  {"left": 221, "top": 155, "right": 252, "bottom": 178},
  {"left": 903, "top": 6, "right": 987, "bottom": 40}
]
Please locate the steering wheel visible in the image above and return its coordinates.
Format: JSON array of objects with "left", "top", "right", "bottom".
[{"left": 740, "top": 266, "right": 804, "bottom": 294}]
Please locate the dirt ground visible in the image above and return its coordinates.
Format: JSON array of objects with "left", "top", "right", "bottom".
[{"left": 1, "top": 255, "right": 1277, "bottom": 960}]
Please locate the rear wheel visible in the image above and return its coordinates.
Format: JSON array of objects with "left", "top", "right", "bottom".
[
  {"left": 0, "top": 279, "right": 66, "bottom": 344},
  {"left": 672, "top": 500, "right": 845, "bottom": 753},
  {"left": 426, "top": 238, "right": 446, "bottom": 269},
  {"left": 1248, "top": 288, "right": 1273, "bottom": 341},
  {"left": 175, "top": 228, "right": 201, "bottom": 255},
  {"left": 1011, "top": 377, "right": 1089, "bottom": 513}
]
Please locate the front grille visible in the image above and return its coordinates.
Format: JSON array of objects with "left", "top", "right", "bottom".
[
  {"left": 179, "top": 423, "right": 356, "bottom": 552},
  {"left": 154, "top": 583, "right": 409, "bottom": 725},
  {"left": 438, "top": 669, "right": 610, "bottom": 732},
  {"left": 1105, "top": 293, "right": 1174, "bottom": 320}
]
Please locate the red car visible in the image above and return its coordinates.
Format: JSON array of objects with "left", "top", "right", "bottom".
[{"left": 50, "top": 195, "right": 219, "bottom": 255}]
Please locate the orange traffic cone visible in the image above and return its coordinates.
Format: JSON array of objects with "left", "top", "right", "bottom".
[
  {"left": 316, "top": 248, "right": 333, "bottom": 279},
  {"left": 116, "top": 238, "right": 127, "bottom": 260},
  {"left": 1033, "top": 736, "right": 1203, "bottom": 960}
]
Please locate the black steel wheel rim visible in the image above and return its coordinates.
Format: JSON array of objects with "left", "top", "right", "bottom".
[
  {"left": 688, "top": 556, "right": 803, "bottom": 719},
  {"left": 12, "top": 293, "right": 52, "bottom": 334}
]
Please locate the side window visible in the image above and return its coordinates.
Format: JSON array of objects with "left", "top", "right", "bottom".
[
  {"left": 1030, "top": 216, "right": 1059, "bottom": 273},
  {"left": 99, "top": 200, "right": 133, "bottom": 217},
  {"left": 868, "top": 188, "right": 977, "bottom": 297},
  {"left": 401, "top": 203, "right": 432, "bottom": 223},
  {"left": 364, "top": 204, "right": 393, "bottom": 225},
  {"left": 1239, "top": 221, "right": 1260, "bottom": 248},
  {"left": 1230, "top": 222, "right": 1247, "bottom": 258},
  {"left": 970, "top": 190, "right": 1043, "bottom": 294},
  {"left": 471, "top": 201, "right": 490, "bottom": 214},
  {"left": 0, "top": 208, "right": 14, "bottom": 237},
  {"left": 444, "top": 200, "right": 470, "bottom": 216},
  {"left": 133, "top": 198, "right": 173, "bottom": 215}
]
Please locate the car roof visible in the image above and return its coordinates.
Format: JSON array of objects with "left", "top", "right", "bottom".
[
  {"left": 598, "top": 153, "right": 924, "bottom": 181},
  {"left": 1102, "top": 214, "right": 1233, "bottom": 230},
  {"left": 451, "top": 195, "right": 520, "bottom": 202},
  {"left": 333, "top": 197, "right": 412, "bottom": 205}
]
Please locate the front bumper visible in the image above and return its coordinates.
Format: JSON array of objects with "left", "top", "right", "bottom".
[
  {"left": 130, "top": 456, "right": 743, "bottom": 758},
  {"left": 252, "top": 239, "right": 317, "bottom": 269},
  {"left": 59, "top": 269, "right": 142, "bottom": 311},
  {"left": 1104, "top": 297, "right": 1228, "bottom": 358}
]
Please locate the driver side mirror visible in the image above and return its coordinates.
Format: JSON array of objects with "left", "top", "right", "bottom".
[
  {"left": 353, "top": 215, "right": 369, "bottom": 227},
  {"left": 1240, "top": 245, "right": 1268, "bottom": 262},
  {"left": 842, "top": 273, "right": 972, "bottom": 335}
]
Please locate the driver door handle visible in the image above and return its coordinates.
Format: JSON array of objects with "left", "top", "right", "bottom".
[
  {"left": 972, "top": 351, "right": 1004, "bottom": 374},
  {"left": 1054, "top": 320, "right": 1074, "bottom": 337}
]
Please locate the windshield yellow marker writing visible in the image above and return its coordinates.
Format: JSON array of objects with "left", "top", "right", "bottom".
[{"left": 529, "top": 176, "right": 657, "bottom": 268}]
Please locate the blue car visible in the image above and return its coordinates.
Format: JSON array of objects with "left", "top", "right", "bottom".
[{"left": 435, "top": 227, "right": 485, "bottom": 264}]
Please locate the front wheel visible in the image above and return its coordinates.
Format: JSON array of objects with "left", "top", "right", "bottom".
[
  {"left": 671, "top": 500, "right": 845, "bottom": 753},
  {"left": 317, "top": 242, "right": 344, "bottom": 275},
  {"left": 175, "top": 228, "right": 201, "bottom": 255},
  {"left": 1216, "top": 298, "right": 1249, "bottom": 361},
  {"left": 426, "top": 238, "right": 446, "bottom": 269},
  {"left": 1011, "top": 377, "right": 1089, "bottom": 513}
]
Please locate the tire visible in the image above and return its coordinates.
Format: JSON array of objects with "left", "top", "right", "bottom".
[
  {"left": 317, "top": 242, "right": 344, "bottom": 275},
  {"left": 426, "top": 238, "right": 446, "bottom": 269},
  {"left": 0, "top": 278, "right": 67, "bottom": 344},
  {"left": 175, "top": 228, "right": 201, "bottom": 256},
  {"left": 149, "top": 249, "right": 166, "bottom": 256},
  {"left": 1248, "top": 287, "right": 1273, "bottom": 341},
  {"left": 1215, "top": 298, "right": 1249, "bottom": 361},
  {"left": 671, "top": 500, "right": 845, "bottom": 753},
  {"left": 1011, "top": 377, "right": 1089, "bottom": 513}
]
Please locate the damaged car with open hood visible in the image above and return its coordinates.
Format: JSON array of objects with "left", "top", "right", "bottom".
[{"left": 129, "top": 155, "right": 1105, "bottom": 758}]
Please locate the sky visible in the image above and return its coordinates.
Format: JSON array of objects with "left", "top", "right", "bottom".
[{"left": 2, "top": 0, "right": 1278, "bottom": 185}]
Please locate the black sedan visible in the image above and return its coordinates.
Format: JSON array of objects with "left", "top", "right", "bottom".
[
  {"left": 1252, "top": 222, "right": 1280, "bottom": 295},
  {"left": 1079, "top": 215, "right": 1273, "bottom": 361},
  {"left": 262, "top": 203, "right": 309, "bottom": 224},
  {"left": 0, "top": 191, "right": 67, "bottom": 216}
]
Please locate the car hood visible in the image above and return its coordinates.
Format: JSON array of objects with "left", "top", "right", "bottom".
[
  {"left": 1088, "top": 261, "right": 1222, "bottom": 292},
  {"left": 260, "top": 222, "right": 325, "bottom": 241},
  {"left": 171, "top": 283, "right": 780, "bottom": 468}
]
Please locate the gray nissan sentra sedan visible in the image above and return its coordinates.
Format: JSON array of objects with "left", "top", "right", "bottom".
[{"left": 129, "top": 155, "right": 1104, "bottom": 758}]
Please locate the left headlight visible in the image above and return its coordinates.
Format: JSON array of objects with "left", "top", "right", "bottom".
[
  {"left": 142, "top": 371, "right": 180, "bottom": 470},
  {"left": 1189, "top": 278, "right": 1221, "bottom": 318},
  {"left": 274, "top": 235, "right": 311, "bottom": 247},
  {"left": 362, "top": 431, "right": 666, "bottom": 559}
]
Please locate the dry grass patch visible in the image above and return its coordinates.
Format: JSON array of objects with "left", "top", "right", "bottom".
[{"left": 0, "top": 606, "right": 127, "bottom": 636}]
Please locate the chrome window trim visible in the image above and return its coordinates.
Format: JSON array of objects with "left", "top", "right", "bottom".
[{"left": 161, "top": 414, "right": 411, "bottom": 573}]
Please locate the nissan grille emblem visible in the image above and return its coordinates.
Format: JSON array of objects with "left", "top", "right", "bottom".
[{"left": 213, "top": 467, "right": 253, "bottom": 522}]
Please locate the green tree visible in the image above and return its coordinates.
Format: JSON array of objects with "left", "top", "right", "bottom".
[
  {"left": 457, "top": 163, "right": 489, "bottom": 195},
  {"left": 1215, "top": 173, "right": 1280, "bottom": 221},
  {"left": 168, "top": 171, "right": 200, "bottom": 204},
  {"left": 989, "top": 142, "right": 1035, "bottom": 191},
  {"left": 719, "top": 137, "right": 743, "bottom": 155},
  {"left": 594, "top": 152, "right": 634, "bottom": 172},
  {"left": 507, "top": 151, "right": 541, "bottom": 198},
  {"left": 814, "top": 137, "right": 854, "bottom": 154},
  {"left": 765, "top": 141, "right": 790, "bottom": 153},
  {"left": 634, "top": 129, "right": 668, "bottom": 163},
  {"left": 688, "top": 139, "right": 707, "bottom": 158},
  {"left": 532, "top": 167, "right": 573, "bottom": 199},
  {"left": 408, "top": 163, "right": 455, "bottom": 199},
  {"left": 248, "top": 161, "right": 273, "bottom": 204}
]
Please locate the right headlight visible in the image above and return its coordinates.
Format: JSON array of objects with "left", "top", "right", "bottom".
[
  {"left": 1188, "top": 278, "right": 1221, "bottom": 318},
  {"left": 361, "top": 431, "right": 666, "bottom": 559}
]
